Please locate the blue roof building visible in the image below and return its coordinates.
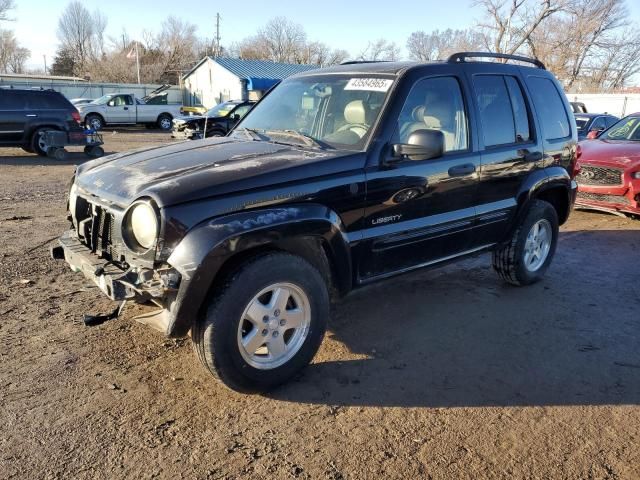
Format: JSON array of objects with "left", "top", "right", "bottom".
[{"left": 182, "top": 57, "right": 317, "bottom": 108}]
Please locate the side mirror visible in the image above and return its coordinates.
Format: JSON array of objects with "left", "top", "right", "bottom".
[
  {"left": 586, "top": 129, "right": 601, "bottom": 139},
  {"left": 392, "top": 129, "right": 444, "bottom": 161}
]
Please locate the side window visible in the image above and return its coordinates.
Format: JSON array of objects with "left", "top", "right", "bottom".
[
  {"left": 591, "top": 117, "right": 606, "bottom": 131},
  {"left": 395, "top": 76, "right": 468, "bottom": 152},
  {"left": 526, "top": 76, "right": 570, "bottom": 140},
  {"left": 232, "top": 105, "right": 252, "bottom": 119},
  {"left": 504, "top": 77, "right": 531, "bottom": 142},
  {"left": 474, "top": 75, "right": 531, "bottom": 147},
  {"left": 0, "top": 91, "right": 27, "bottom": 110},
  {"left": 124, "top": 95, "right": 134, "bottom": 106}
]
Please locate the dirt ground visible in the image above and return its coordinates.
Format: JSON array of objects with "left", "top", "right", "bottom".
[{"left": 1, "top": 129, "right": 639, "bottom": 479}]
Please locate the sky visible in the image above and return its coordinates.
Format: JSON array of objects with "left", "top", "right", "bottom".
[{"left": 9, "top": 0, "right": 640, "bottom": 72}]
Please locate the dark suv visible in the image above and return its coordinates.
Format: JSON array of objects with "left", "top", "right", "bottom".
[
  {"left": 171, "top": 100, "right": 256, "bottom": 140},
  {"left": 0, "top": 88, "right": 83, "bottom": 156},
  {"left": 52, "top": 52, "right": 578, "bottom": 392}
]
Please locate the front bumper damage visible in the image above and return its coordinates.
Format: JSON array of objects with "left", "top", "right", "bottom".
[
  {"left": 170, "top": 127, "right": 201, "bottom": 140},
  {"left": 52, "top": 230, "right": 181, "bottom": 333}
]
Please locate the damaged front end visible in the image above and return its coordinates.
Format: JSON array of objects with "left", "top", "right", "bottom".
[{"left": 52, "top": 185, "right": 181, "bottom": 333}]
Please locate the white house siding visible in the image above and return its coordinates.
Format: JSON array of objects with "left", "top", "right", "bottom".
[
  {"left": 567, "top": 93, "right": 640, "bottom": 117},
  {"left": 183, "top": 58, "right": 243, "bottom": 109}
]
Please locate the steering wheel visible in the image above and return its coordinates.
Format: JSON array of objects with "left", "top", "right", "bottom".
[{"left": 336, "top": 123, "right": 370, "bottom": 138}]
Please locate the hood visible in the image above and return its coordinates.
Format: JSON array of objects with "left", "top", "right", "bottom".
[
  {"left": 578, "top": 139, "right": 640, "bottom": 169},
  {"left": 74, "top": 138, "right": 359, "bottom": 208}
]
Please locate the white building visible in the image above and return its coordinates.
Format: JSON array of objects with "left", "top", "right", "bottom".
[{"left": 182, "top": 57, "right": 317, "bottom": 109}]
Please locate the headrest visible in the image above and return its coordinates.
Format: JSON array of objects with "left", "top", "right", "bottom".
[
  {"left": 411, "top": 105, "right": 426, "bottom": 122},
  {"left": 344, "top": 100, "right": 367, "bottom": 124}
]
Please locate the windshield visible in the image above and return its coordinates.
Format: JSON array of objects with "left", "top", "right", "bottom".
[
  {"left": 575, "top": 117, "right": 589, "bottom": 130},
  {"left": 234, "top": 75, "right": 395, "bottom": 149},
  {"left": 91, "top": 94, "right": 114, "bottom": 105},
  {"left": 601, "top": 116, "right": 640, "bottom": 141},
  {"left": 206, "top": 102, "right": 237, "bottom": 117}
]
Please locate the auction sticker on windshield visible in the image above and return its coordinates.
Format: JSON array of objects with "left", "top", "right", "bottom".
[{"left": 344, "top": 78, "right": 393, "bottom": 92}]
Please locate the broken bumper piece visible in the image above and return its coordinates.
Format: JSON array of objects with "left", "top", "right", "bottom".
[{"left": 51, "top": 231, "right": 181, "bottom": 334}]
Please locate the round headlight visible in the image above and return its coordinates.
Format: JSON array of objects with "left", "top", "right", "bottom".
[
  {"left": 129, "top": 202, "right": 158, "bottom": 250},
  {"left": 68, "top": 183, "right": 78, "bottom": 216}
]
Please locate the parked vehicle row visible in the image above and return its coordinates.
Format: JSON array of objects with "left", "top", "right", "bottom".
[{"left": 52, "top": 52, "right": 578, "bottom": 392}]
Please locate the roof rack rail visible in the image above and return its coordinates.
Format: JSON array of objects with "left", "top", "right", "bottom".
[
  {"left": 340, "top": 60, "right": 390, "bottom": 65},
  {"left": 447, "top": 52, "right": 545, "bottom": 69}
]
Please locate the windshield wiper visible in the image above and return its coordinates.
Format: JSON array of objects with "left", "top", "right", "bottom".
[
  {"left": 267, "top": 129, "right": 330, "bottom": 149},
  {"left": 234, "top": 128, "right": 267, "bottom": 141}
]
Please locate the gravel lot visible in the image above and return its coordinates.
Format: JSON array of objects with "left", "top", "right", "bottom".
[{"left": 1, "top": 129, "right": 639, "bottom": 479}]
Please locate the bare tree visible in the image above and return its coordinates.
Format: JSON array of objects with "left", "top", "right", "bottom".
[
  {"left": 56, "top": 1, "right": 107, "bottom": 75},
  {"left": 407, "top": 29, "right": 484, "bottom": 61},
  {"left": 357, "top": 39, "right": 400, "bottom": 61},
  {"left": 0, "top": 0, "right": 14, "bottom": 22},
  {"left": 0, "top": 28, "right": 28, "bottom": 72},
  {"left": 475, "top": 0, "right": 565, "bottom": 55}
]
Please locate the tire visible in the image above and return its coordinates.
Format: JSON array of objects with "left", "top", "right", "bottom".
[
  {"left": 157, "top": 114, "right": 172, "bottom": 131},
  {"left": 31, "top": 128, "right": 51, "bottom": 156},
  {"left": 85, "top": 114, "right": 104, "bottom": 131},
  {"left": 85, "top": 145, "right": 104, "bottom": 158},
  {"left": 492, "top": 199, "right": 559, "bottom": 286},
  {"left": 53, "top": 148, "right": 67, "bottom": 161},
  {"left": 192, "top": 252, "right": 330, "bottom": 393},
  {"left": 21, "top": 145, "right": 33, "bottom": 153}
]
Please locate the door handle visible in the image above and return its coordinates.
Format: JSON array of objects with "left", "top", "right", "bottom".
[
  {"left": 25, "top": 114, "right": 37, "bottom": 117},
  {"left": 123, "top": 107, "right": 128, "bottom": 110},
  {"left": 448, "top": 163, "right": 476, "bottom": 177},
  {"left": 517, "top": 149, "right": 543, "bottom": 162}
]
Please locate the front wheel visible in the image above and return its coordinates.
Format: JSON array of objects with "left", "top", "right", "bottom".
[
  {"left": 192, "top": 252, "right": 329, "bottom": 392},
  {"left": 492, "top": 199, "right": 559, "bottom": 286}
]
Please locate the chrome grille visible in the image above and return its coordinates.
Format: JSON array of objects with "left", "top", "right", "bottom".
[{"left": 577, "top": 165, "right": 623, "bottom": 186}]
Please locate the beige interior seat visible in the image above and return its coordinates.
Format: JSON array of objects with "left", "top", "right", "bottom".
[{"left": 337, "top": 100, "right": 370, "bottom": 138}]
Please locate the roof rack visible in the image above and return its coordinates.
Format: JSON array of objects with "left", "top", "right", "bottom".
[
  {"left": 447, "top": 52, "right": 545, "bottom": 69},
  {"left": 340, "top": 60, "right": 390, "bottom": 65}
]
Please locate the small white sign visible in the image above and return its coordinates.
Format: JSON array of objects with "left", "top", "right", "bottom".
[{"left": 344, "top": 78, "right": 393, "bottom": 92}]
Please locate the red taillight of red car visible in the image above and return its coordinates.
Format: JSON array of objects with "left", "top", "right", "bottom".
[{"left": 71, "top": 110, "right": 81, "bottom": 125}]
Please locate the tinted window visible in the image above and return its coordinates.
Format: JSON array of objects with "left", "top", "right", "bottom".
[
  {"left": 605, "top": 116, "right": 618, "bottom": 128},
  {"left": 591, "top": 117, "right": 606, "bottom": 130},
  {"left": 232, "top": 104, "right": 252, "bottom": 119},
  {"left": 527, "top": 76, "right": 570, "bottom": 140},
  {"left": 395, "top": 76, "right": 468, "bottom": 152},
  {"left": 474, "top": 75, "right": 516, "bottom": 147},
  {"left": 504, "top": 77, "right": 530, "bottom": 142},
  {"left": 28, "top": 93, "right": 68, "bottom": 109},
  {"left": 0, "top": 91, "right": 28, "bottom": 110}
]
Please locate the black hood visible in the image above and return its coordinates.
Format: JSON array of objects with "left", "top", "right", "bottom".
[
  {"left": 74, "top": 138, "right": 359, "bottom": 208},
  {"left": 174, "top": 114, "right": 225, "bottom": 124}
]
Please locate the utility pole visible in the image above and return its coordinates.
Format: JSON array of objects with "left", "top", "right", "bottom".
[
  {"left": 43, "top": 55, "right": 47, "bottom": 74},
  {"left": 214, "top": 13, "right": 221, "bottom": 57}
]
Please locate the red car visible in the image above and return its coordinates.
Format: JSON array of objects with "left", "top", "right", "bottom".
[{"left": 575, "top": 114, "right": 640, "bottom": 216}]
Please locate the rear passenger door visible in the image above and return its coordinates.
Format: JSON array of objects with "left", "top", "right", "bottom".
[
  {"left": 466, "top": 66, "right": 544, "bottom": 245},
  {"left": 0, "top": 90, "right": 28, "bottom": 144}
]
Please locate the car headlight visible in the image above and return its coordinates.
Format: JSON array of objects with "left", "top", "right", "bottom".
[
  {"left": 632, "top": 172, "right": 640, "bottom": 180},
  {"left": 127, "top": 201, "right": 158, "bottom": 250},
  {"left": 68, "top": 183, "right": 78, "bottom": 216}
]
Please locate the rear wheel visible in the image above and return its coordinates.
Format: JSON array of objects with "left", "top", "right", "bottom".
[
  {"left": 192, "top": 252, "right": 329, "bottom": 392},
  {"left": 492, "top": 199, "right": 558, "bottom": 286},
  {"left": 31, "top": 128, "right": 52, "bottom": 156},
  {"left": 85, "top": 114, "right": 104, "bottom": 131}
]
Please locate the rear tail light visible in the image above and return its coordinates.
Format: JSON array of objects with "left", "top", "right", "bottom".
[{"left": 71, "top": 110, "right": 81, "bottom": 125}]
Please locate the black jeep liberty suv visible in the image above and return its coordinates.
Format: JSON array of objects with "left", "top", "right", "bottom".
[{"left": 52, "top": 52, "right": 578, "bottom": 392}]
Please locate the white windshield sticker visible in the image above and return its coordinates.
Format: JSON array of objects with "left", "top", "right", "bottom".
[{"left": 344, "top": 78, "right": 393, "bottom": 92}]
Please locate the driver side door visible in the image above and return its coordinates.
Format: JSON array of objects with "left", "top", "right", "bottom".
[
  {"left": 106, "top": 95, "right": 133, "bottom": 123},
  {"left": 358, "top": 74, "right": 481, "bottom": 281}
]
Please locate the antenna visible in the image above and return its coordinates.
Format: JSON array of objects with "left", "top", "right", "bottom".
[{"left": 214, "top": 13, "right": 221, "bottom": 58}]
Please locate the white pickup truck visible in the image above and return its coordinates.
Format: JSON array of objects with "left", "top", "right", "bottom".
[{"left": 76, "top": 90, "right": 182, "bottom": 131}]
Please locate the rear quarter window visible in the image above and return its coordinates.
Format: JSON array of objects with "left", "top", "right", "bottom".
[
  {"left": 526, "top": 76, "right": 571, "bottom": 140},
  {"left": 27, "top": 93, "right": 70, "bottom": 110}
]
